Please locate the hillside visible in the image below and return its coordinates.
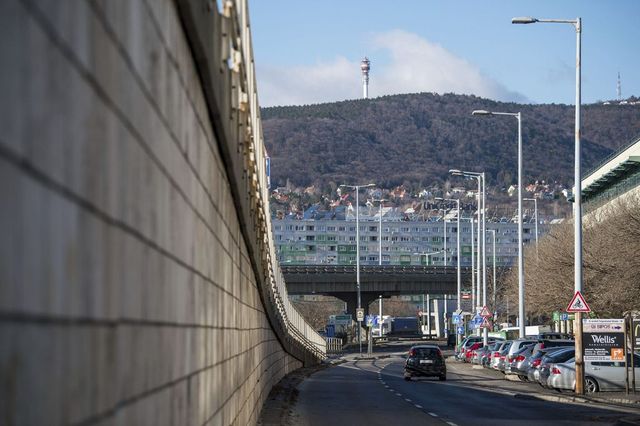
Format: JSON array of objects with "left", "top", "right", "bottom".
[{"left": 261, "top": 93, "right": 640, "bottom": 192}]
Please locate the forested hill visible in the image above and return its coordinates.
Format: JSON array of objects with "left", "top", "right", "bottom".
[{"left": 261, "top": 93, "right": 640, "bottom": 191}]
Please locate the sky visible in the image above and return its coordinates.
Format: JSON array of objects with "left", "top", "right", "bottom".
[{"left": 248, "top": 0, "right": 640, "bottom": 107}]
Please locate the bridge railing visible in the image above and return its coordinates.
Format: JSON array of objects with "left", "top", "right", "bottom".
[{"left": 176, "top": 0, "right": 325, "bottom": 362}]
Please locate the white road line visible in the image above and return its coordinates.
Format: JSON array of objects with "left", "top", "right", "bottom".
[
  {"left": 446, "top": 422, "right": 458, "bottom": 426},
  {"left": 428, "top": 412, "right": 438, "bottom": 417},
  {"left": 384, "top": 385, "right": 389, "bottom": 388},
  {"left": 395, "top": 393, "right": 402, "bottom": 396},
  {"left": 404, "top": 398, "right": 412, "bottom": 402},
  {"left": 414, "top": 404, "right": 422, "bottom": 409}
]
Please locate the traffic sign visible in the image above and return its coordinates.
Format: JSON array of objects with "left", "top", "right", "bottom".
[
  {"left": 457, "top": 326, "right": 465, "bottom": 335},
  {"left": 480, "top": 306, "right": 491, "bottom": 318},
  {"left": 365, "top": 315, "right": 375, "bottom": 327},
  {"left": 566, "top": 291, "right": 591, "bottom": 313},
  {"left": 452, "top": 314, "right": 461, "bottom": 325},
  {"left": 481, "top": 317, "right": 492, "bottom": 328},
  {"left": 356, "top": 308, "right": 364, "bottom": 322},
  {"left": 472, "top": 314, "right": 483, "bottom": 326}
]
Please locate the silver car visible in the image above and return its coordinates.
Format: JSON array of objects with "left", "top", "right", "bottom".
[
  {"left": 508, "top": 345, "right": 535, "bottom": 380},
  {"left": 538, "top": 347, "right": 575, "bottom": 388},
  {"left": 525, "top": 346, "right": 572, "bottom": 383},
  {"left": 490, "top": 341, "right": 512, "bottom": 370},
  {"left": 548, "top": 353, "right": 640, "bottom": 393}
]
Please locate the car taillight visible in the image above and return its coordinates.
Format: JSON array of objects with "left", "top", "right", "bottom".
[
  {"left": 493, "top": 351, "right": 500, "bottom": 357},
  {"left": 551, "top": 367, "right": 561, "bottom": 375},
  {"left": 515, "top": 355, "right": 526, "bottom": 362},
  {"left": 409, "top": 349, "right": 416, "bottom": 357},
  {"left": 532, "top": 359, "right": 541, "bottom": 367}
]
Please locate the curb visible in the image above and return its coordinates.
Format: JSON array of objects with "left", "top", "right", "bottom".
[{"left": 514, "top": 391, "right": 640, "bottom": 408}]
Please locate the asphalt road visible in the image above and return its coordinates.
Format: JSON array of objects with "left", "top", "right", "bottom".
[{"left": 290, "top": 343, "right": 639, "bottom": 426}]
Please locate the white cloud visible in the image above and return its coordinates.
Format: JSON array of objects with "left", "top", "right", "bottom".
[{"left": 256, "top": 30, "right": 527, "bottom": 107}]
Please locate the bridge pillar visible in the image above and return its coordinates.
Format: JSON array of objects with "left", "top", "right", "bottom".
[{"left": 333, "top": 293, "right": 381, "bottom": 319}]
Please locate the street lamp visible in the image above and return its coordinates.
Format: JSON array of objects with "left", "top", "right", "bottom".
[
  {"left": 487, "top": 229, "right": 497, "bottom": 321},
  {"left": 524, "top": 197, "right": 539, "bottom": 259},
  {"left": 436, "top": 197, "right": 462, "bottom": 345},
  {"left": 472, "top": 110, "right": 525, "bottom": 341},
  {"left": 340, "top": 182, "right": 375, "bottom": 356},
  {"left": 450, "top": 169, "right": 486, "bottom": 317},
  {"left": 512, "top": 15, "right": 584, "bottom": 394}
]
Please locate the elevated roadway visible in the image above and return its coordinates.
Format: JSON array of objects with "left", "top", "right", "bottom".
[{"left": 283, "top": 265, "right": 473, "bottom": 315}]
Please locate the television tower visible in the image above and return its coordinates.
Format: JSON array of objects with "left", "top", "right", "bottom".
[
  {"left": 617, "top": 72, "right": 622, "bottom": 101},
  {"left": 360, "top": 57, "right": 371, "bottom": 99}
]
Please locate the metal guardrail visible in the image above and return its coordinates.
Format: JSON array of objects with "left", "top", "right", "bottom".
[
  {"left": 325, "top": 337, "right": 344, "bottom": 354},
  {"left": 176, "top": 0, "right": 325, "bottom": 362}
]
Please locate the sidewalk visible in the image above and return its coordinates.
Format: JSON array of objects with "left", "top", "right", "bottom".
[{"left": 447, "top": 357, "right": 640, "bottom": 411}]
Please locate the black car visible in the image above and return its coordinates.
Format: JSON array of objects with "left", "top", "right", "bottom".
[{"left": 404, "top": 345, "right": 446, "bottom": 381}]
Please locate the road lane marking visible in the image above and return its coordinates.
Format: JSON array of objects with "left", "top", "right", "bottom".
[
  {"left": 428, "top": 412, "right": 438, "bottom": 417},
  {"left": 404, "top": 398, "right": 412, "bottom": 402},
  {"left": 414, "top": 404, "right": 423, "bottom": 409},
  {"left": 446, "top": 422, "right": 458, "bottom": 426},
  {"left": 395, "top": 393, "right": 402, "bottom": 396}
]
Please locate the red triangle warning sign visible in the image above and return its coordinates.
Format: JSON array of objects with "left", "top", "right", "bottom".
[
  {"left": 566, "top": 291, "right": 591, "bottom": 313},
  {"left": 481, "top": 317, "right": 492, "bottom": 328},
  {"left": 480, "top": 306, "right": 491, "bottom": 317}
]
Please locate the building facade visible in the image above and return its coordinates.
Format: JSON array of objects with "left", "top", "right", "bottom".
[{"left": 273, "top": 212, "right": 541, "bottom": 267}]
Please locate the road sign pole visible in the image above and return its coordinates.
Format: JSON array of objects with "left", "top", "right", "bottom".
[{"left": 575, "top": 311, "right": 584, "bottom": 394}]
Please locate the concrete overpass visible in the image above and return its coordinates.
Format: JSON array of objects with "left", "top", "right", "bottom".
[
  {"left": 0, "top": 1, "right": 322, "bottom": 425},
  {"left": 283, "top": 265, "right": 472, "bottom": 316}
]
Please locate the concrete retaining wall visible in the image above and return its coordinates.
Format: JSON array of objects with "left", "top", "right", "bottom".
[{"left": 0, "top": 1, "right": 319, "bottom": 424}]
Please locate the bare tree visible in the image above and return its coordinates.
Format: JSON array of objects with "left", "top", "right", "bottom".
[{"left": 499, "top": 192, "right": 640, "bottom": 319}]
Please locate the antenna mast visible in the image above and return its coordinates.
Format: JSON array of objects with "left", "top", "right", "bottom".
[{"left": 360, "top": 57, "right": 371, "bottom": 99}]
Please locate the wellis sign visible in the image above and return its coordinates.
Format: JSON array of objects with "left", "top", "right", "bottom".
[{"left": 582, "top": 319, "right": 625, "bottom": 362}]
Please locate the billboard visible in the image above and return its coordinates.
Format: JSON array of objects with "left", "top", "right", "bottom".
[{"left": 582, "top": 319, "right": 625, "bottom": 362}]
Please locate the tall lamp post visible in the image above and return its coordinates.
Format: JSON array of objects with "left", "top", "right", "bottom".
[
  {"left": 524, "top": 197, "right": 539, "bottom": 259},
  {"left": 340, "top": 183, "right": 375, "bottom": 356},
  {"left": 471, "top": 110, "right": 525, "bottom": 341},
  {"left": 488, "top": 229, "right": 497, "bottom": 323},
  {"left": 450, "top": 169, "right": 486, "bottom": 343},
  {"left": 436, "top": 197, "right": 462, "bottom": 345},
  {"left": 512, "top": 15, "right": 584, "bottom": 394}
]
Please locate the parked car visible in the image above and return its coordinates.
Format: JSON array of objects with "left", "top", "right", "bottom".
[
  {"left": 465, "top": 342, "right": 484, "bottom": 363},
  {"left": 404, "top": 345, "right": 447, "bottom": 381},
  {"left": 496, "top": 342, "right": 514, "bottom": 373},
  {"left": 506, "top": 338, "right": 537, "bottom": 361},
  {"left": 470, "top": 341, "right": 500, "bottom": 365},
  {"left": 491, "top": 341, "right": 512, "bottom": 370},
  {"left": 548, "top": 353, "right": 640, "bottom": 393},
  {"left": 532, "top": 339, "right": 575, "bottom": 356},
  {"left": 507, "top": 345, "right": 535, "bottom": 380},
  {"left": 525, "top": 346, "right": 573, "bottom": 383},
  {"left": 538, "top": 347, "right": 575, "bottom": 388},
  {"left": 456, "top": 336, "right": 483, "bottom": 360},
  {"left": 483, "top": 341, "right": 503, "bottom": 368}
]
